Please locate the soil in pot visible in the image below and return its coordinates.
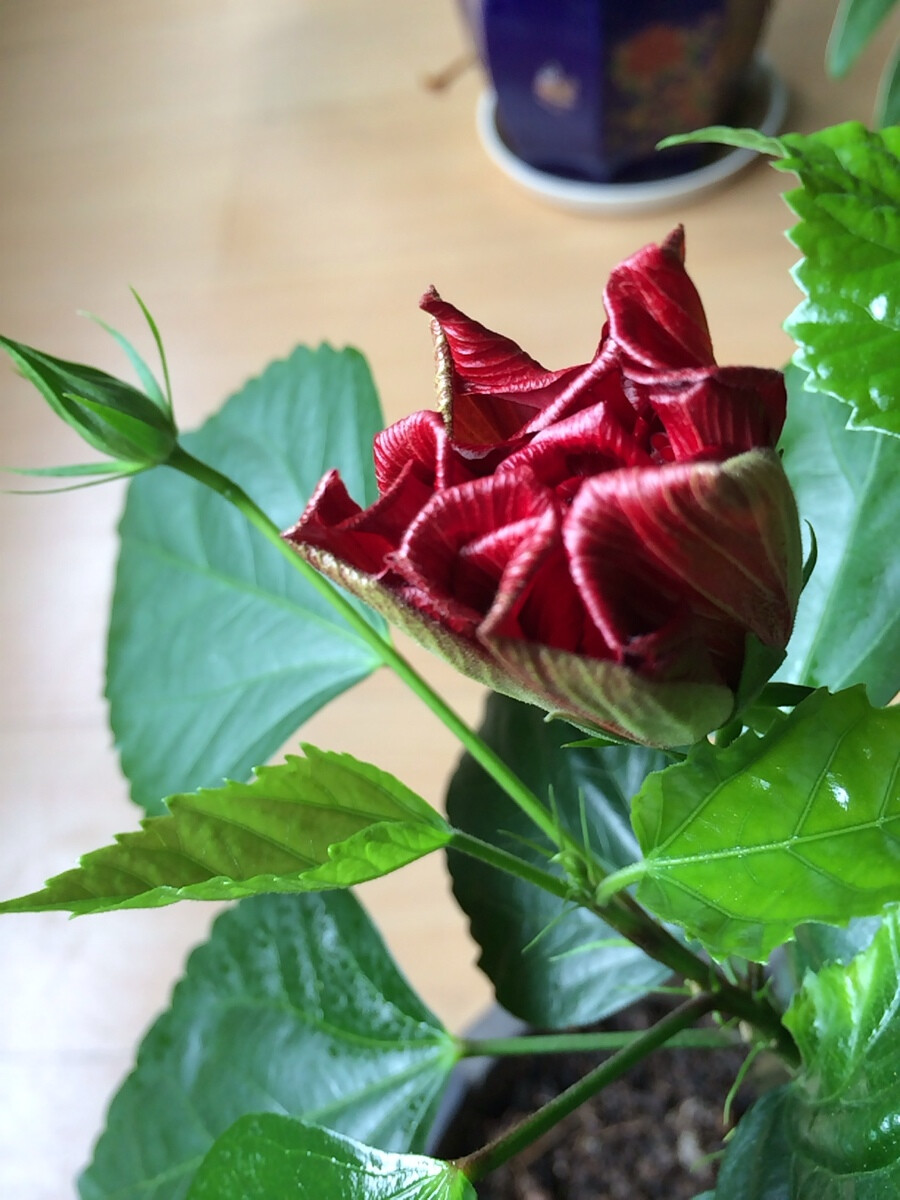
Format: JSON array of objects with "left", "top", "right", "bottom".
[{"left": 435, "top": 996, "right": 760, "bottom": 1200}]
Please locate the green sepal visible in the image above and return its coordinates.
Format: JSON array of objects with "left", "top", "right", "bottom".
[{"left": 81, "top": 305, "right": 169, "bottom": 414}]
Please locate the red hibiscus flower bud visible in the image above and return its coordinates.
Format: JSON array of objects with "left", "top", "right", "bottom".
[{"left": 284, "top": 229, "right": 802, "bottom": 746}]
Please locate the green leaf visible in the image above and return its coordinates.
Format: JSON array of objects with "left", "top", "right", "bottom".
[
  {"left": 784, "top": 908, "right": 900, "bottom": 1183},
  {"left": 778, "top": 364, "right": 900, "bottom": 704},
  {"left": 107, "top": 344, "right": 385, "bottom": 814},
  {"left": 877, "top": 42, "right": 900, "bottom": 126},
  {"left": 447, "top": 694, "right": 670, "bottom": 1028},
  {"left": 776, "top": 123, "right": 900, "bottom": 439},
  {"left": 0, "top": 747, "right": 450, "bottom": 915},
  {"left": 717, "top": 910, "right": 900, "bottom": 1198},
  {"left": 185, "top": 1115, "right": 475, "bottom": 1200},
  {"left": 657, "top": 126, "right": 786, "bottom": 156},
  {"left": 631, "top": 687, "right": 900, "bottom": 961},
  {"left": 79, "top": 893, "right": 459, "bottom": 1200},
  {"left": 826, "top": 0, "right": 897, "bottom": 77},
  {"left": 713, "top": 1088, "right": 793, "bottom": 1198},
  {"left": 0, "top": 335, "right": 177, "bottom": 463}
]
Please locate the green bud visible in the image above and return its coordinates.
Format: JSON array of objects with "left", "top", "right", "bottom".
[{"left": 1, "top": 334, "right": 177, "bottom": 470}]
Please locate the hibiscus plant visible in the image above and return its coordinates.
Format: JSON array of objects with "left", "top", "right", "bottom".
[{"left": 2, "top": 119, "right": 899, "bottom": 1199}]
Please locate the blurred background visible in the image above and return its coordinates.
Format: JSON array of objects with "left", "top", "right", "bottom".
[{"left": 0, "top": 1, "right": 894, "bottom": 1195}]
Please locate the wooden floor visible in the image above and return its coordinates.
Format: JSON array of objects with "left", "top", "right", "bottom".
[{"left": 0, "top": 1, "right": 892, "bottom": 1194}]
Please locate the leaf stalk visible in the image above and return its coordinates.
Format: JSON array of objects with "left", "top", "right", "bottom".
[{"left": 455, "top": 994, "right": 717, "bottom": 1182}]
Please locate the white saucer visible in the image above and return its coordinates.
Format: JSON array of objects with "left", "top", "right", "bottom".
[{"left": 475, "top": 56, "right": 789, "bottom": 216}]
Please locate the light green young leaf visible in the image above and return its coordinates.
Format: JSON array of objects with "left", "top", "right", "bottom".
[
  {"left": 777, "top": 123, "right": 900, "bottom": 438},
  {"left": 661, "top": 122, "right": 900, "bottom": 436},
  {"left": 185, "top": 1115, "right": 475, "bottom": 1200},
  {"left": 107, "top": 344, "right": 385, "bottom": 814},
  {"left": 631, "top": 687, "right": 900, "bottom": 962},
  {"left": 826, "top": 0, "right": 897, "bottom": 76},
  {"left": 657, "top": 126, "right": 786, "bottom": 156},
  {"left": 0, "top": 747, "right": 450, "bottom": 915},
  {"left": 447, "top": 695, "right": 669, "bottom": 1029},
  {"left": 778, "top": 364, "right": 900, "bottom": 704},
  {"left": 716, "top": 910, "right": 900, "bottom": 1198},
  {"left": 80, "top": 893, "right": 458, "bottom": 1200}
]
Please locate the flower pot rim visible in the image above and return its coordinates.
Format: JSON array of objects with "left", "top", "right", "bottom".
[{"left": 475, "top": 53, "right": 788, "bottom": 215}]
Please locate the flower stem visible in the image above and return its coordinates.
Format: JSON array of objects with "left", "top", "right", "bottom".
[
  {"left": 455, "top": 994, "right": 717, "bottom": 1182},
  {"left": 167, "top": 445, "right": 564, "bottom": 847},
  {"left": 450, "top": 831, "right": 799, "bottom": 1066}
]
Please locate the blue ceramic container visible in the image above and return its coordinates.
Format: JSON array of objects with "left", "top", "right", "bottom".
[{"left": 463, "top": 0, "right": 772, "bottom": 182}]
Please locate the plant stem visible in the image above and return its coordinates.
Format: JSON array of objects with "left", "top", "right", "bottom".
[
  {"left": 450, "top": 830, "right": 799, "bottom": 1067},
  {"left": 605, "top": 892, "right": 799, "bottom": 1066},
  {"left": 455, "top": 994, "right": 716, "bottom": 1182},
  {"left": 461, "top": 1027, "right": 737, "bottom": 1057},
  {"left": 168, "top": 444, "right": 800, "bottom": 1068},
  {"left": 448, "top": 831, "right": 570, "bottom": 900},
  {"left": 168, "top": 445, "right": 563, "bottom": 847}
]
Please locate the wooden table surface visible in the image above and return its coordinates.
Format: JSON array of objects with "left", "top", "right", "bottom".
[{"left": 0, "top": 1, "right": 893, "bottom": 1194}]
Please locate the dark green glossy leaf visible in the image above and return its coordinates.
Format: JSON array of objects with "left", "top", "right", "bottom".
[
  {"left": 776, "top": 123, "right": 900, "bottom": 439},
  {"left": 826, "top": 0, "right": 896, "bottom": 76},
  {"left": 717, "top": 910, "right": 900, "bottom": 1198},
  {"left": 0, "top": 747, "right": 449, "bottom": 915},
  {"left": 713, "top": 1088, "right": 793, "bottom": 1198},
  {"left": 778, "top": 364, "right": 900, "bottom": 704},
  {"left": 107, "top": 344, "right": 385, "bottom": 814},
  {"left": 631, "top": 687, "right": 900, "bottom": 961},
  {"left": 185, "top": 1115, "right": 475, "bottom": 1200},
  {"left": 447, "top": 694, "right": 669, "bottom": 1028},
  {"left": 79, "top": 893, "right": 459, "bottom": 1200}
]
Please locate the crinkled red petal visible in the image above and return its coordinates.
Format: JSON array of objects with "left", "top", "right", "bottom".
[
  {"left": 565, "top": 459, "right": 794, "bottom": 685},
  {"left": 605, "top": 226, "right": 715, "bottom": 374},
  {"left": 482, "top": 525, "right": 612, "bottom": 660},
  {"left": 284, "top": 463, "right": 432, "bottom": 575},
  {"left": 393, "top": 471, "right": 556, "bottom": 625},
  {"left": 422, "top": 286, "right": 588, "bottom": 444},
  {"left": 643, "top": 365, "right": 787, "bottom": 460},
  {"left": 374, "top": 409, "right": 476, "bottom": 493}
]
